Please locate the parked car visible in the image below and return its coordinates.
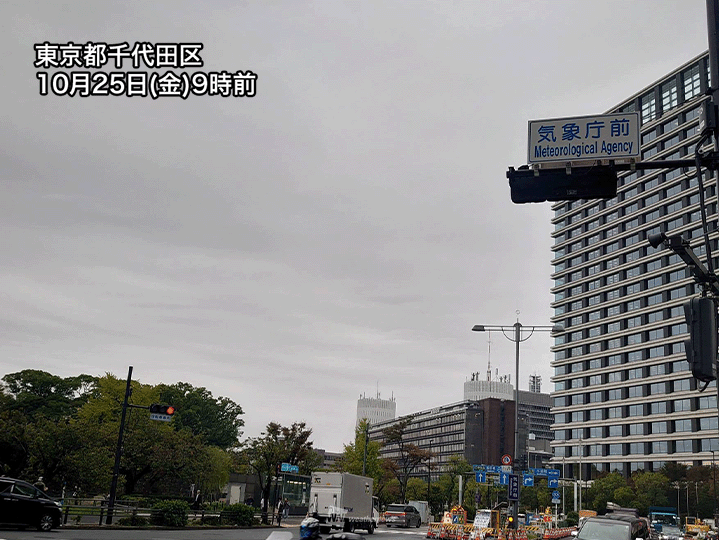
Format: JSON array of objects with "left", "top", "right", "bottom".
[
  {"left": 384, "top": 504, "right": 422, "bottom": 528},
  {"left": 576, "top": 514, "right": 651, "bottom": 540},
  {"left": 0, "top": 477, "right": 62, "bottom": 531}
]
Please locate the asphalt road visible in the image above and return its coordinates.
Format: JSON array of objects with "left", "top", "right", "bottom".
[{"left": 0, "top": 524, "right": 431, "bottom": 540}]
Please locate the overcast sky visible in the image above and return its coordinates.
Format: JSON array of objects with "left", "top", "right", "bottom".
[{"left": 0, "top": 1, "right": 711, "bottom": 452}]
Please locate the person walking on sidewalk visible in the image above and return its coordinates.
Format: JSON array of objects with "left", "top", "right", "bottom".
[{"left": 277, "top": 499, "right": 285, "bottom": 526}]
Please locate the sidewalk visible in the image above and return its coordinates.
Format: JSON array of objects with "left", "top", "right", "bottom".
[{"left": 270, "top": 515, "right": 305, "bottom": 528}]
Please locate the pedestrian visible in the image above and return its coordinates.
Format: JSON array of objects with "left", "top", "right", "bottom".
[
  {"left": 283, "top": 498, "right": 290, "bottom": 519},
  {"left": 277, "top": 499, "right": 285, "bottom": 526},
  {"left": 34, "top": 477, "right": 47, "bottom": 492}
]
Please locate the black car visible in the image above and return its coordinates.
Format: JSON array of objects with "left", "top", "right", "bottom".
[
  {"left": 0, "top": 477, "right": 62, "bottom": 531},
  {"left": 577, "top": 514, "right": 651, "bottom": 540}
]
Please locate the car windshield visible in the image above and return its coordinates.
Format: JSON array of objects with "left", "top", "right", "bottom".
[
  {"left": 387, "top": 505, "right": 406, "bottom": 512},
  {"left": 577, "top": 520, "right": 630, "bottom": 540}
]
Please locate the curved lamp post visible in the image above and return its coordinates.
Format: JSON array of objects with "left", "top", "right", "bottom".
[{"left": 472, "top": 317, "right": 563, "bottom": 522}]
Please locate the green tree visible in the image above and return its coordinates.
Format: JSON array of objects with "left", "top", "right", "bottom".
[
  {"left": 2, "top": 370, "right": 96, "bottom": 420},
  {"left": 585, "top": 472, "right": 626, "bottom": 513},
  {"left": 382, "top": 418, "right": 431, "bottom": 502},
  {"left": 335, "top": 420, "right": 393, "bottom": 499},
  {"left": 157, "top": 382, "right": 244, "bottom": 449},
  {"left": 631, "top": 471, "right": 669, "bottom": 515},
  {"left": 436, "top": 456, "right": 472, "bottom": 510},
  {"left": 240, "top": 422, "right": 315, "bottom": 523},
  {"left": 613, "top": 486, "right": 635, "bottom": 508},
  {"left": 406, "top": 477, "right": 429, "bottom": 501}
]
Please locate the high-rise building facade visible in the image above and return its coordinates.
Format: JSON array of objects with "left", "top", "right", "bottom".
[
  {"left": 357, "top": 392, "right": 396, "bottom": 426},
  {"left": 550, "top": 52, "right": 718, "bottom": 479}
]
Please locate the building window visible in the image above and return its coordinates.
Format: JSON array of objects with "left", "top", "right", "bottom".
[
  {"left": 608, "top": 388, "right": 623, "bottom": 400},
  {"left": 700, "top": 417, "right": 719, "bottom": 430},
  {"left": 661, "top": 79, "right": 678, "bottom": 112},
  {"left": 652, "top": 441, "right": 669, "bottom": 454},
  {"left": 683, "top": 64, "right": 701, "bottom": 99},
  {"left": 649, "top": 363, "right": 667, "bottom": 376},
  {"left": 652, "top": 421, "right": 667, "bottom": 434},
  {"left": 674, "top": 419, "right": 693, "bottom": 432},
  {"left": 673, "top": 399, "right": 692, "bottom": 412},
  {"left": 701, "top": 439, "right": 720, "bottom": 452},
  {"left": 650, "top": 382, "right": 666, "bottom": 395},
  {"left": 676, "top": 440, "right": 694, "bottom": 453},
  {"left": 629, "top": 404, "right": 644, "bottom": 416},
  {"left": 650, "top": 401, "right": 668, "bottom": 414},
  {"left": 609, "top": 425, "right": 622, "bottom": 437}
]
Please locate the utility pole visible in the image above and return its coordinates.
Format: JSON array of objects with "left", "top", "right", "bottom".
[
  {"left": 362, "top": 422, "right": 369, "bottom": 476},
  {"left": 106, "top": 366, "right": 133, "bottom": 525}
]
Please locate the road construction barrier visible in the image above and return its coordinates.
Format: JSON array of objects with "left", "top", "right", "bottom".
[
  {"left": 426, "top": 522, "right": 473, "bottom": 540},
  {"left": 542, "top": 527, "right": 576, "bottom": 539}
]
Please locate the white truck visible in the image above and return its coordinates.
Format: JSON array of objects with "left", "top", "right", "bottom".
[
  {"left": 308, "top": 472, "right": 379, "bottom": 534},
  {"left": 408, "top": 500, "right": 431, "bottom": 524}
]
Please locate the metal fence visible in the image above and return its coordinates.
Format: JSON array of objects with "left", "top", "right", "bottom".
[{"left": 59, "top": 498, "right": 261, "bottom": 526}]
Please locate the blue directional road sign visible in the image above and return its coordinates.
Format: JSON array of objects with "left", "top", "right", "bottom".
[
  {"left": 486, "top": 465, "right": 502, "bottom": 473},
  {"left": 548, "top": 478, "right": 559, "bottom": 488},
  {"left": 508, "top": 474, "right": 520, "bottom": 501},
  {"left": 497, "top": 472, "right": 509, "bottom": 485},
  {"left": 547, "top": 469, "right": 560, "bottom": 478},
  {"left": 523, "top": 474, "right": 534, "bottom": 487},
  {"left": 475, "top": 471, "right": 486, "bottom": 483}
]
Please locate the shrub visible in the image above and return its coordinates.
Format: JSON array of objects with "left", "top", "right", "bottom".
[
  {"left": 151, "top": 499, "right": 190, "bottom": 527},
  {"left": 118, "top": 514, "right": 149, "bottom": 526},
  {"left": 221, "top": 503, "right": 256, "bottom": 526},
  {"left": 565, "top": 511, "right": 579, "bottom": 527}
]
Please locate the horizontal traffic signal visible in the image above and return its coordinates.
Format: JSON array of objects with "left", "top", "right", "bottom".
[
  {"left": 149, "top": 404, "right": 176, "bottom": 415},
  {"left": 507, "top": 165, "right": 618, "bottom": 203}
]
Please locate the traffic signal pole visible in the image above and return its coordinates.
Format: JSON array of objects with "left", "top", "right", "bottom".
[{"left": 106, "top": 365, "right": 133, "bottom": 525}]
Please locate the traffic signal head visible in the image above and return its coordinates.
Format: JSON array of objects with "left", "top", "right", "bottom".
[
  {"left": 507, "top": 514, "right": 516, "bottom": 529},
  {"left": 150, "top": 403, "right": 176, "bottom": 415},
  {"left": 683, "top": 297, "right": 718, "bottom": 383},
  {"left": 507, "top": 165, "right": 618, "bottom": 204}
]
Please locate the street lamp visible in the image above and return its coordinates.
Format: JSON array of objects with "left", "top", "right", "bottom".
[
  {"left": 428, "top": 439, "right": 433, "bottom": 502},
  {"left": 472, "top": 317, "right": 563, "bottom": 522},
  {"left": 578, "top": 439, "right": 584, "bottom": 512}
]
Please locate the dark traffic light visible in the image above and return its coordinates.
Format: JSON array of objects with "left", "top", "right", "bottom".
[
  {"left": 683, "top": 297, "right": 718, "bottom": 383},
  {"left": 507, "top": 165, "right": 618, "bottom": 203},
  {"left": 149, "top": 404, "right": 176, "bottom": 415}
]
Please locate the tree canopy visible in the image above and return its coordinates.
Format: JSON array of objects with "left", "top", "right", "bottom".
[{"left": 0, "top": 369, "right": 243, "bottom": 500}]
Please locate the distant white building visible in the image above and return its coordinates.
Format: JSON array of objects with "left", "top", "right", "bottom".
[
  {"left": 463, "top": 371, "right": 514, "bottom": 401},
  {"left": 356, "top": 392, "right": 396, "bottom": 426}
]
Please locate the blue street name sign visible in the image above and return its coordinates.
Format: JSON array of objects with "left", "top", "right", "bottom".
[
  {"left": 509, "top": 474, "right": 520, "bottom": 501},
  {"left": 547, "top": 469, "right": 560, "bottom": 478}
]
